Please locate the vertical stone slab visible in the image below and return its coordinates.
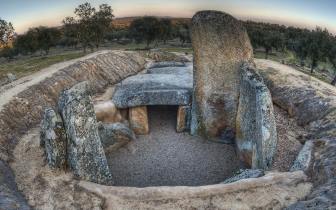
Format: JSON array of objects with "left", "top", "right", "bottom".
[
  {"left": 236, "top": 64, "right": 277, "bottom": 169},
  {"left": 40, "top": 108, "right": 67, "bottom": 169},
  {"left": 190, "top": 10, "right": 253, "bottom": 139},
  {"left": 176, "top": 105, "right": 191, "bottom": 133},
  {"left": 129, "top": 106, "right": 149, "bottom": 135},
  {"left": 58, "top": 81, "right": 113, "bottom": 185}
]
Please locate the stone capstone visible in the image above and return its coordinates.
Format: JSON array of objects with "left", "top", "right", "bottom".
[
  {"left": 236, "top": 64, "right": 277, "bottom": 169},
  {"left": 148, "top": 61, "right": 187, "bottom": 69},
  {"left": 98, "top": 122, "right": 135, "bottom": 153},
  {"left": 40, "top": 108, "right": 67, "bottom": 169},
  {"left": 129, "top": 106, "right": 149, "bottom": 135},
  {"left": 146, "top": 65, "right": 193, "bottom": 75},
  {"left": 112, "top": 73, "right": 192, "bottom": 108},
  {"left": 58, "top": 81, "right": 112, "bottom": 185},
  {"left": 221, "top": 169, "right": 265, "bottom": 184},
  {"left": 190, "top": 10, "right": 254, "bottom": 139}
]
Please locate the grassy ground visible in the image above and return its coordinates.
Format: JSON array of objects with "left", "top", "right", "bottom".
[
  {"left": 255, "top": 50, "right": 335, "bottom": 84},
  {"left": 0, "top": 51, "right": 87, "bottom": 79}
]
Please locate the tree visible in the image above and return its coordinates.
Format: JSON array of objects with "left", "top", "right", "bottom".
[
  {"left": 157, "top": 19, "right": 172, "bottom": 44},
  {"left": 64, "top": 2, "right": 114, "bottom": 52},
  {"left": 176, "top": 23, "right": 190, "bottom": 47},
  {"left": 35, "top": 26, "right": 61, "bottom": 55},
  {"left": 329, "top": 39, "right": 336, "bottom": 85},
  {"left": 306, "top": 27, "right": 329, "bottom": 73},
  {"left": 129, "top": 17, "right": 160, "bottom": 48},
  {"left": 62, "top": 16, "right": 79, "bottom": 48},
  {"left": 0, "top": 18, "right": 14, "bottom": 48},
  {"left": 91, "top": 4, "right": 114, "bottom": 49},
  {"left": 260, "top": 30, "right": 284, "bottom": 59},
  {"left": 13, "top": 28, "right": 39, "bottom": 55},
  {"left": 74, "top": 2, "right": 96, "bottom": 52}
]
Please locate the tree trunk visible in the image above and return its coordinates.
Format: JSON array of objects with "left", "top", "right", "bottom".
[{"left": 265, "top": 49, "right": 269, "bottom": 59}]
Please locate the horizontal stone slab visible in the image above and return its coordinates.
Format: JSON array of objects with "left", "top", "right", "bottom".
[
  {"left": 147, "top": 65, "right": 193, "bottom": 75},
  {"left": 148, "top": 61, "right": 187, "bottom": 69},
  {"left": 112, "top": 73, "right": 192, "bottom": 108}
]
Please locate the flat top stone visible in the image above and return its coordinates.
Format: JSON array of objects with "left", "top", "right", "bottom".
[{"left": 112, "top": 64, "right": 193, "bottom": 108}]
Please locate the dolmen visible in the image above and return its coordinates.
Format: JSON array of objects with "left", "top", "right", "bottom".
[{"left": 112, "top": 62, "right": 193, "bottom": 134}]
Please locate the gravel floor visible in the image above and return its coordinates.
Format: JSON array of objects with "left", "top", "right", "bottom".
[{"left": 107, "top": 106, "right": 240, "bottom": 187}]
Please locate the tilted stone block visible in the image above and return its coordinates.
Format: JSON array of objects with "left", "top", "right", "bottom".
[
  {"left": 236, "top": 64, "right": 277, "bottom": 169},
  {"left": 58, "top": 81, "right": 113, "bottom": 185}
]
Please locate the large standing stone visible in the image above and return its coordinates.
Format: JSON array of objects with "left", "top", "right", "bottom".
[
  {"left": 40, "top": 108, "right": 67, "bottom": 169},
  {"left": 98, "top": 122, "right": 136, "bottom": 153},
  {"left": 58, "top": 81, "right": 112, "bottom": 185},
  {"left": 190, "top": 10, "right": 253, "bottom": 139},
  {"left": 236, "top": 64, "right": 277, "bottom": 169},
  {"left": 129, "top": 106, "right": 149, "bottom": 135}
]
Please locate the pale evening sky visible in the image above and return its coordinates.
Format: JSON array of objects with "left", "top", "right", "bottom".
[{"left": 0, "top": 0, "right": 335, "bottom": 34}]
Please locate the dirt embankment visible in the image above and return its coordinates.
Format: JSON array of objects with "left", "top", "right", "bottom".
[
  {"left": 256, "top": 59, "right": 336, "bottom": 209},
  {"left": 0, "top": 50, "right": 147, "bottom": 161}
]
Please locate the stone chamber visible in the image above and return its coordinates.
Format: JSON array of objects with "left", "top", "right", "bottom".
[{"left": 0, "top": 10, "right": 335, "bottom": 210}]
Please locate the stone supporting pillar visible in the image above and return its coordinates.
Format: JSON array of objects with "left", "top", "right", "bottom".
[
  {"left": 176, "top": 105, "right": 191, "bottom": 133},
  {"left": 129, "top": 106, "right": 149, "bottom": 135},
  {"left": 190, "top": 10, "right": 253, "bottom": 139}
]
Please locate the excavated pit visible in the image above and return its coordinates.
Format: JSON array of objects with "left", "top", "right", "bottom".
[{"left": 106, "top": 105, "right": 241, "bottom": 187}]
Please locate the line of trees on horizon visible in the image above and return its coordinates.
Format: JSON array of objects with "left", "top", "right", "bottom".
[{"left": 1, "top": 4, "right": 336, "bottom": 84}]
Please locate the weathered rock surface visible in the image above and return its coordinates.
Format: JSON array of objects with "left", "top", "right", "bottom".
[
  {"left": 98, "top": 122, "right": 135, "bottom": 153},
  {"left": 221, "top": 169, "right": 265, "bottom": 184},
  {"left": 256, "top": 59, "right": 336, "bottom": 209},
  {"left": 236, "top": 64, "right": 277, "bottom": 169},
  {"left": 40, "top": 108, "right": 67, "bottom": 169},
  {"left": 190, "top": 10, "right": 254, "bottom": 139},
  {"left": 148, "top": 61, "right": 187, "bottom": 69},
  {"left": 80, "top": 171, "right": 312, "bottom": 210},
  {"left": 58, "top": 81, "right": 112, "bottom": 185},
  {"left": 112, "top": 73, "right": 192, "bottom": 108},
  {"left": 176, "top": 105, "right": 191, "bottom": 132},
  {"left": 0, "top": 160, "right": 31, "bottom": 210},
  {"left": 94, "top": 101, "right": 124, "bottom": 123},
  {"left": 146, "top": 65, "right": 193, "bottom": 75},
  {"left": 129, "top": 106, "right": 149, "bottom": 135},
  {"left": 290, "top": 140, "right": 313, "bottom": 172},
  {"left": 7, "top": 73, "right": 16, "bottom": 83}
]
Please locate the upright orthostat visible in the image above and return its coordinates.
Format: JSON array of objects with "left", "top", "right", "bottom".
[
  {"left": 190, "top": 10, "right": 253, "bottom": 139},
  {"left": 58, "top": 81, "right": 113, "bottom": 185}
]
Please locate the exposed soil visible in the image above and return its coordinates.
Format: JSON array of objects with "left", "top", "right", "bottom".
[
  {"left": 272, "top": 106, "right": 308, "bottom": 171},
  {"left": 106, "top": 105, "right": 240, "bottom": 187}
]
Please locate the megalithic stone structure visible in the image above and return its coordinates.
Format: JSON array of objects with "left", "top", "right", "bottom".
[
  {"left": 58, "top": 81, "right": 113, "bottom": 185},
  {"left": 190, "top": 10, "right": 254, "bottom": 139}
]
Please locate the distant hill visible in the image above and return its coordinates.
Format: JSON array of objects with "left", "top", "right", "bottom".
[{"left": 112, "top": 17, "right": 191, "bottom": 29}]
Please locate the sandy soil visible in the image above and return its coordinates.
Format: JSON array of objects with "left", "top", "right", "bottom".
[
  {"left": 0, "top": 50, "right": 113, "bottom": 110},
  {"left": 107, "top": 106, "right": 240, "bottom": 187},
  {"left": 272, "top": 106, "right": 308, "bottom": 171}
]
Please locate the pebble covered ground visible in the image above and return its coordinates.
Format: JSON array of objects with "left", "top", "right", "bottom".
[{"left": 107, "top": 106, "right": 240, "bottom": 187}]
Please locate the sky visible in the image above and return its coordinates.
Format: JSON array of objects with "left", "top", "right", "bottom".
[{"left": 1, "top": 0, "right": 336, "bottom": 34}]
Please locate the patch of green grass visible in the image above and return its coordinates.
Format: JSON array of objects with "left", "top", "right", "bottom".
[{"left": 0, "top": 51, "right": 87, "bottom": 79}]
